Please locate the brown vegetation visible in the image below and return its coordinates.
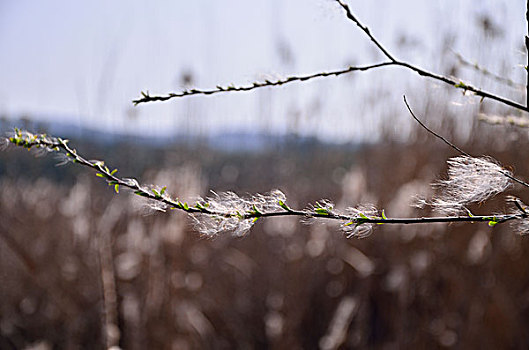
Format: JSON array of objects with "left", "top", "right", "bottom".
[{"left": 2, "top": 117, "right": 529, "bottom": 349}]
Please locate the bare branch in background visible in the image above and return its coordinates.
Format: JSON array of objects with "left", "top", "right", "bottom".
[
  {"left": 453, "top": 52, "right": 524, "bottom": 90},
  {"left": 478, "top": 113, "right": 529, "bottom": 128},
  {"left": 403, "top": 96, "right": 529, "bottom": 189},
  {"left": 404, "top": 96, "right": 469, "bottom": 156},
  {"left": 133, "top": 0, "right": 528, "bottom": 113}
]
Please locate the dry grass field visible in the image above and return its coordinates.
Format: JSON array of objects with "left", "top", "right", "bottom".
[{"left": 2, "top": 118, "right": 529, "bottom": 349}]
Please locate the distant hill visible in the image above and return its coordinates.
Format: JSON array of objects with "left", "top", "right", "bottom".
[{"left": 0, "top": 117, "right": 362, "bottom": 153}]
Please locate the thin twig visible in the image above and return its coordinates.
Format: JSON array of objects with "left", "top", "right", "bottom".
[
  {"left": 403, "top": 95, "right": 529, "bottom": 189},
  {"left": 508, "top": 195, "right": 529, "bottom": 215},
  {"left": 133, "top": 61, "right": 525, "bottom": 110},
  {"left": 132, "top": 63, "right": 393, "bottom": 105},
  {"left": 403, "top": 96, "right": 470, "bottom": 156},
  {"left": 334, "top": 0, "right": 395, "bottom": 62},
  {"left": 5, "top": 129, "right": 525, "bottom": 230}
]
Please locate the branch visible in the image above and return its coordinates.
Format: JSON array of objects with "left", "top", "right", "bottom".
[
  {"left": 132, "top": 1, "right": 528, "bottom": 113},
  {"left": 509, "top": 195, "right": 529, "bottom": 215},
  {"left": 404, "top": 96, "right": 469, "bottom": 156},
  {"left": 132, "top": 63, "right": 393, "bottom": 105},
  {"left": 334, "top": 0, "right": 395, "bottom": 62},
  {"left": 403, "top": 95, "right": 529, "bottom": 189},
  {"left": 6, "top": 129, "right": 528, "bottom": 238}
]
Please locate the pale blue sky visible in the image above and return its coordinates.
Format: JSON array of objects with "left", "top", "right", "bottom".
[{"left": 0, "top": 0, "right": 525, "bottom": 142}]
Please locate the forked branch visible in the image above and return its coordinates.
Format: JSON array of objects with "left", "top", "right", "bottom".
[{"left": 133, "top": 0, "right": 528, "bottom": 112}]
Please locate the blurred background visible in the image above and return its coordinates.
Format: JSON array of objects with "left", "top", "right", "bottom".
[{"left": 2, "top": 0, "right": 529, "bottom": 348}]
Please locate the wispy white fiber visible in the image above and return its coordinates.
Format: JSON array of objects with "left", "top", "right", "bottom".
[
  {"left": 192, "top": 190, "right": 286, "bottom": 237},
  {"left": 430, "top": 156, "right": 511, "bottom": 215},
  {"left": 340, "top": 205, "right": 378, "bottom": 239}
]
